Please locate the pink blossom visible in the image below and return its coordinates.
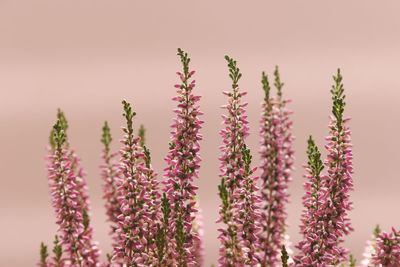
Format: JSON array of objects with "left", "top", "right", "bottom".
[
  {"left": 162, "top": 48, "right": 203, "bottom": 266},
  {"left": 47, "top": 119, "right": 99, "bottom": 266},
  {"left": 294, "top": 136, "right": 331, "bottom": 266},
  {"left": 100, "top": 122, "right": 120, "bottom": 250},
  {"left": 217, "top": 56, "right": 261, "bottom": 266},
  {"left": 371, "top": 228, "right": 400, "bottom": 266},
  {"left": 258, "top": 69, "right": 294, "bottom": 266},
  {"left": 294, "top": 69, "right": 353, "bottom": 266},
  {"left": 113, "top": 100, "right": 157, "bottom": 265},
  {"left": 321, "top": 70, "right": 354, "bottom": 264}
]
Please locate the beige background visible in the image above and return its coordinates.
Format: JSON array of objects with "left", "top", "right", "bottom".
[{"left": 1, "top": 1, "right": 400, "bottom": 266}]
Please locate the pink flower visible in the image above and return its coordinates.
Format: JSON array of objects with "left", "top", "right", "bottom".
[
  {"left": 258, "top": 69, "right": 294, "bottom": 266},
  {"left": 113, "top": 101, "right": 158, "bottom": 265},
  {"left": 47, "top": 119, "right": 99, "bottom": 266},
  {"left": 294, "top": 136, "right": 330, "bottom": 266},
  {"left": 162, "top": 48, "right": 203, "bottom": 266},
  {"left": 138, "top": 124, "right": 162, "bottom": 265},
  {"left": 295, "top": 69, "right": 353, "bottom": 266},
  {"left": 217, "top": 56, "right": 261, "bottom": 266},
  {"left": 100, "top": 122, "right": 120, "bottom": 247},
  {"left": 322, "top": 69, "right": 354, "bottom": 264},
  {"left": 371, "top": 228, "right": 400, "bottom": 266}
]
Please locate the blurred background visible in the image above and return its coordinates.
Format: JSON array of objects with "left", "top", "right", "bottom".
[{"left": 1, "top": 1, "right": 400, "bottom": 265}]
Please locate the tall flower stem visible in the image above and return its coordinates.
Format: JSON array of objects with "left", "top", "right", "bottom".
[
  {"left": 48, "top": 120, "right": 85, "bottom": 266},
  {"left": 163, "top": 48, "right": 203, "bottom": 267},
  {"left": 371, "top": 228, "right": 400, "bottom": 266},
  {"left": 113, "top": 100, "right": 154, "bottom": 266},
  {"left": 294, "top": 136, "right": 329, "bottom": 266},
  {"left": 217, "top": 56, "right": 260, "bottom": 266},
  {"left": 258, "top": 68, "right": 294, "bottom": 266},
  {"left": 323, "top": 69, "right": 354, "bottom": 264},
  {"left": 100, "top": 121, "right": 120, "bottom": 251}
]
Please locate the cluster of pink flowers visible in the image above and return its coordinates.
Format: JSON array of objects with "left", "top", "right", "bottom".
[
  {"left": 371, "top": 228, "right": 400, "bottom": 266},
  {"left": 217, "top": 56, "right": 267, "bottom": 266},
  {"left": 294, "top": 69, "right": 354, "bottom": 266},
  {"left": 162, "top": 48, "right": 203, "bottom": 266},
  {"left": 39, "top": 52, "right": 400, "bottom": 267},
  {"left": 258, "top": 68, "right": 294, "bottom": 266},
  {"left": 100, "top": 121, "right": 120, "bottom": 246},
  {"left": 45, "top": 111, "right": 100, "bottom": 267}
]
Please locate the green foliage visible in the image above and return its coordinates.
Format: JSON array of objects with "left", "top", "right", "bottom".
[
  {"left": 307, "top": 136, "right": 324, "bottom": 177},
  {"left": 281, "top": 245, "right": 289, "bottom": 267},
  {"left": 143, "top": 146, "right": 151, "bottom": 168},
  {"left": 331, "top": 68, "right": 346, "bottom": 128},
  {"left": 218, "top": 178, "right": 229, "bottom": 211},
  {"left": 374, "top": 224, "right": 382, "bottom": 238},
  {"left": 40, "top": 242, "right": 49, "bottom": 265},
  {"left": 224, "top": 55, "right": 242, "bottom": 89},
  {"left": 82, "top": 208, "right": 90, "bottom": 231},
  {"left": 261, "top": 71, "right": 271, "bottom": 100},
  {"left": 175, "top": 215, "right": 186, "bottom": 265},
  {"left": 52, "top": 235, "right": 63, "bottom": 264},
  {"left": 156, "top": 193, "right": 171, "bottom": 264},
  {"left": 177, "top": 48, "right": 191, "bottom": 78},
  {"left": 50, "top": 109, "right": 69, "bottom": 149},
  {"left": 122, "top": 100, "right": 136, "bottom": 135},
  {"left": 138, "top": 124, "right": 146, "bottom": 147},
  {"left": 274, "top": 66, "right": 284, "bottom": 97},
  {"left": 349, "top": 254, "right": 356, "bottom": 267},
  {"left": 161, "top": 193, "right": 171, "bottom": 224},
  {"left": 101, "top": 121, "right": 112, "bottom": 152},
  {"left": 241, "top": 144, "right": 252, "bottom": 175},
  {"left": 53, "top": 120, "right": 66, "bottom": 150}
]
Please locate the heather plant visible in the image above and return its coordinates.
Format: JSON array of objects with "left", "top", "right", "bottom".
[
  {"left": 39, "top": 51, "right": 400, "bottom": 267},
  {"left": 44, "top": 113, "right": 100, "bottom": 267},
  {"left": 217, "top": 56, "right": 262, "bottom": 266},
  {"left": 294, "top": 69, "right": 354, "bottom": 266},
  {"left": 162, "top": 48, "right": 203, "bottom": 266},
  {"left": 258, "top": 68, "right": 294, "bottom": 266}
]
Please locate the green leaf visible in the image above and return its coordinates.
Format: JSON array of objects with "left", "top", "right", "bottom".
[
  {"left": 307, "top": 135, "right": 324, "bottom": 177},
  {"left": 281, "top": 245, "right": 289, "bottom": 267},
  {"left": 40, "top": 242, "right": 49, "bottom": 265},
  {"left": 274, "top": 66, "right": 284, "bottom": 97},
  {"left": 261, "top": 71, "right": 271, "bottom": 100},
  {"left": 138, "top": 124, "right": 146, "bottom": 147},
  {"left": 331, "top": 68, "right": 346, "bottom": 129},
  {"left": 101, "top": 121, "right": 112, "bottom": 152},
  {"left": 225, "top": 55, "right": 242, "bottom": 89},
  {"left": 52, "top": 235, "right": 63, "bottom": 264}
]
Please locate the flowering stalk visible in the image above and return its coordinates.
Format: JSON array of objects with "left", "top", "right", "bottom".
[
  {"left": 49, "top": 110, "right": 100, "bottom": 265},
  {"left": 323, "top": 69, "right": 354, "bottom": 264},
  {"left": 295, "top": 69, "right": 353, "bottom": 266},
  {"left": 237, "top": 145, "right": 262, "bottom": 265},
  {"left": 217, "top": 55, "right": 258, "bottom": 266},
  {"left": 294, "top": 136, "right": 329, "bottom": 266},
  {"left": 258, "top": 68, "right": 294, "bottom": 266},
  {"left": 113, "top": 100, "right": 156, "bottom": 266},
  {"left": 48, "top": 119, "right": 98, "bottom": 266},
  {"left": 163, "top": 48, "right": 203, "bottom": 266},
  {"left": 371, "top": 228, "right": 400, "bottom": 266},
  {"left": 138, "top": 125, "right": 162, "bottom": 264},
  {"left": 100, "top": 121, "right": 120, "bottom": 242}
]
